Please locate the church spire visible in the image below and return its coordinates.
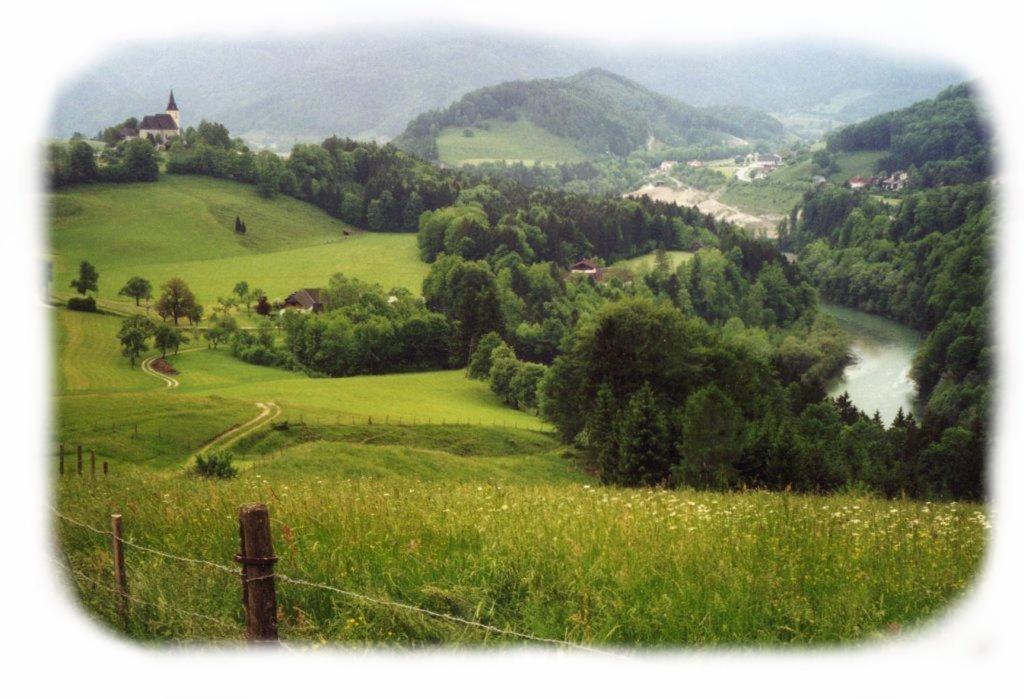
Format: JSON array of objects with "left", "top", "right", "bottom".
[{"left": 166, "top": 90, "right": 178, "bottom": 112}]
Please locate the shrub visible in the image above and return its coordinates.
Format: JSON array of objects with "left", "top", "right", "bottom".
[
  {"left": 66, "top": 296, "right": 98, "bottom": 313},
  {"left": 467, "top": 332, "right": 506, "bottom": 379},
  {"left": 194, "top": 451, "right": 237, "bottom": 479}
]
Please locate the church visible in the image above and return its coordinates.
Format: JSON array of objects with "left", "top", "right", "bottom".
[{"left": 134, "top": 91, "right": 181, "bottom": 143}]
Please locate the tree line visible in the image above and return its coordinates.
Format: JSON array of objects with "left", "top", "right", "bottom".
[
  {"left": 48, "top": 137, "right": 160, "bottom": 188},
  {"left": 825, "top": 82, "right": 992, "bottom": 189}
]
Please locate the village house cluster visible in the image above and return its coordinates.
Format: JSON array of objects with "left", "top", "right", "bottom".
[
  {"left": 743, "top": 151, "right": 784, "bottom": 177},
  {"left": 847, "top": 170, "right": 908, "bottom": 192}
]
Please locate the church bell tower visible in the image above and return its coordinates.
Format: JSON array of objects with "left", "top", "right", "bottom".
[{"left": 166, "top": 90, "right": 180, "bottom": 128}]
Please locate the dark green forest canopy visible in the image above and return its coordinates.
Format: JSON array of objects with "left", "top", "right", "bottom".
[{"left": 826, "top": 82, "right": 992, "bottom": 188}]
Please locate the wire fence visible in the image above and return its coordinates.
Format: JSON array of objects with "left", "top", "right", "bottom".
[{"left": 52, "top": 506, "right": 610, "bottom": 654}]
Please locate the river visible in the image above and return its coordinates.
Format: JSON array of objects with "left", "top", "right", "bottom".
[{"left": 821, "top": 303, "right": 923, "bottom": 424}]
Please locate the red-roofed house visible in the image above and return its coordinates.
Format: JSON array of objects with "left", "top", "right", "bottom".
[{"left": 282, "top": 288, "right": 324, "bottom": 313}]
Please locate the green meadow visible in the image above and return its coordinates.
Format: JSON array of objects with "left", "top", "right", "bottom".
[
  {"left": 49, "top": 176, "right": 427, "bottom": 307},
  {"left": 172, "top": 349, "right": 547, "bottom": 430},
  {"left": 436, "top": 118, "right": 587, "bottom": 166},
  {"left": 52, "top": 306, "right": 547, "bottom": 472}
]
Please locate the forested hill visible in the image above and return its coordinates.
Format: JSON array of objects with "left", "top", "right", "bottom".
[
  {"left": 826, "top": 82, "right": 992, "bottom": 188},
  {"left": 394, "top": 69, "right": 785, "bottom": 161}
]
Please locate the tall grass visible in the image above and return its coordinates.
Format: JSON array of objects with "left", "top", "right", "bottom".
[{"left": 55, "top": 463, "right": 987, "bottom": 647}]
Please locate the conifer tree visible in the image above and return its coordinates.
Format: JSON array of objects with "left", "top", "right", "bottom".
[
  {"left": 617, "top": 383, "right": 673, "bottom": 486},
  {"left": 588, "top": 382, "right": 621, "bottom": 484}
]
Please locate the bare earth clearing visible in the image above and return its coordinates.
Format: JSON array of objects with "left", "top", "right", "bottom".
[
  {"left": 627, "top": 176, "right": 783, "bottom": 235},
  {"left": 622, "top": 178, "right": 782, "bottom": 235}
]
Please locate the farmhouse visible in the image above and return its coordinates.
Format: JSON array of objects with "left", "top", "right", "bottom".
[
  {"left": 569, "top": 258, "right": 605, "bottom": 282},
  {"left": 282, "top": 288, "right": 324, "bottom": 313},
  {"left": 657, "top": 160, "right": 678, "bottom": 173},
  {"left": 136, "top": 91, "right": 182, "bottom": 144},
  {"left": 847, "top": 176, "right": 874, "bottom": 190}
]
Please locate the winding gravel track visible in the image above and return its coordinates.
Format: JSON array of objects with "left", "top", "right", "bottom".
[{"left": 138, "top": 348, "right": 280, "bottom": 467}]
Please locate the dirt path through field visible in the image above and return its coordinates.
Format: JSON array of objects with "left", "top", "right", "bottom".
[
  {"left": 194, "top": 401, "right": 281, "bottom": 457},
  {"left": 141, "top": 354, "right": 180, "bottom": 388},
  {"left": 137, "top": 346, "right": 281, "bottom": 469}
]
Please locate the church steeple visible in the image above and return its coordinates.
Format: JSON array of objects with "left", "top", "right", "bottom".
[{"left": 165, "top": 89, "right": 180, "bottom": 128}]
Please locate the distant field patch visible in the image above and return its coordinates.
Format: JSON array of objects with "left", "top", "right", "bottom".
[
  {"left": 609, "top": 250, "right": 694, "bottom": 275},
  {"left": 831, "top": 150, "right": 889, "bottom": 183},
  {"left": 720, "top": 180, "right": 807, "bottom": 217},
  {"left": 436, "top": 118, "right": 587, "bottom": 166}
]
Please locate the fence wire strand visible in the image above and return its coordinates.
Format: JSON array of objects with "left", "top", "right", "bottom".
[
  {"left": 52, "top": 556, "right": 238, "bottom": 632},
  {"left": 53, "top": 507, "right": 611, "bottom": 653},
  {"left": 52, "top": 508, "right": 240, "bottom": 577}
]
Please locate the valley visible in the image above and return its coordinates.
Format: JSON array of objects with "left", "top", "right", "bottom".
[{"left": 46, "top": 61, "right": 991, "bottom": 649}]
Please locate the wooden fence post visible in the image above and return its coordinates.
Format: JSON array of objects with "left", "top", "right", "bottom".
[
  {"left": 59, "top": 443, "right": 64, "bottom": 476},
  {"left": 110, "top": 514, "right": 129, "bottom": 629},
  {"left": 103, "top": 461, "right": 108, "bottom": 476},
  {"left": 77, "top": 445, "right": 82, "bottom": 476},
  {"left": 236, "top": 503, "right": 278, "bottom": 643}
]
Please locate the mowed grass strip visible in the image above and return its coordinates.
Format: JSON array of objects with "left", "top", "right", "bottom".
[
  {"left": 56, "top": 472, "right": 988, "bottom": 646},
  {"left": 437, "top": 118, "right": 588, "bottom": 166},
  {"left": 49, "top": 175, "right": 427, "bottom": 306},
  {"left": 173, "top": 350, "right": 546, "bottom": 430}
]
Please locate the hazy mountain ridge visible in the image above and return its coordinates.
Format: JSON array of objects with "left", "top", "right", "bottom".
[{"left": 51, "top": 32, "right": 965, "bottom": 149}]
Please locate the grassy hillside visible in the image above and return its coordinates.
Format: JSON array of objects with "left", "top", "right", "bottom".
[
  {"left": 49, "top": 168, "right": 986, "bottom": 648},
  {"left": 50, "top": 176, "right": 427, "bottom": 306},
  {"left": 53, "top": 308, "right": 549, "bottom": 473},
  {"left": 437, "top": 119, "right": 587, "bottom": 166}
]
